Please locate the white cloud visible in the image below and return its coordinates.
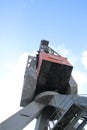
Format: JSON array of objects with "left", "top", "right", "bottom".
[
  {"left": 71, "top": 50, "right": 87, "bottom": 95},
  {"left": 53, "top": 44, "right": 78, "bottom": 66},
  {"left": 81, "top": 51, "right": 87, "bottom": 70},
  {"left": 73, "top": 70, "right": 87, "bottom": 86},
  {"left": 57, "top": 45, "right": 69, "bottom": 56},
  {"left": 51, "top": 44, "right": 69, "bottom": 57},
  {"left": 72, "top": 70, "right": 87, "bottom": 94}
]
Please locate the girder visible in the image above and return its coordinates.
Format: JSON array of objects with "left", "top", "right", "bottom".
[
  {"left": 0, "top": 92, "right": 87, "bottom": 130},
  {"left": 0, "top": 101, "right": 45, "bottom": 130}
]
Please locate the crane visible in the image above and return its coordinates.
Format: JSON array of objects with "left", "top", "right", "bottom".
[{"left": 0, "top": 40, "right": 87, "bottom": 130}]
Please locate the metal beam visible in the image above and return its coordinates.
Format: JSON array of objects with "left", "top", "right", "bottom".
[
  {"left": 0, "top": 101, "right": 45, "bottom": 130},
  {"left": 35, "top": 112, "right": 48, "bottom": 130},
  {"left": 1, "top": 93, "right": 87, "bottom": 130}
]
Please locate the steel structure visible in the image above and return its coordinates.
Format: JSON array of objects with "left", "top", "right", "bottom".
[{"left": 0, "top": 40, "right": 87, "bottom": 130}]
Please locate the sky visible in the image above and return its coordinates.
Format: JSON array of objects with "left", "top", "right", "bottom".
[{"left": 0, "top": 0, "right": 87, "bottom": 129}]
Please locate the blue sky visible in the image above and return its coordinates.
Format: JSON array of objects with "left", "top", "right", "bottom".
[{"left": 0, "top": 0, "right": 87, "bottom": 129}]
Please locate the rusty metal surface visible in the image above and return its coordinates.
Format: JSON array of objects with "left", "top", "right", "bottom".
[
  {"left": 35, "top": 59, "right": 73, "bottom": 95},
  {"left": 37, "top": 52, "right": 72, "bottom": 75}
]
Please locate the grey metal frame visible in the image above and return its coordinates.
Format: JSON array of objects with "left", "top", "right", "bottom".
[{"left": 0, "top": 92, "right": 87, "bottom": 130}]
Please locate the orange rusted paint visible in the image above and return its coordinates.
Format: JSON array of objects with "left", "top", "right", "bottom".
[{"left": 37, "top": 52, "right": 72, "bottom": 75}]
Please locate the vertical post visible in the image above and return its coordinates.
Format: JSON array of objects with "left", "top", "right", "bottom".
[{"left": 35, "top": 112, "right": 48, "bottom": 130}]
